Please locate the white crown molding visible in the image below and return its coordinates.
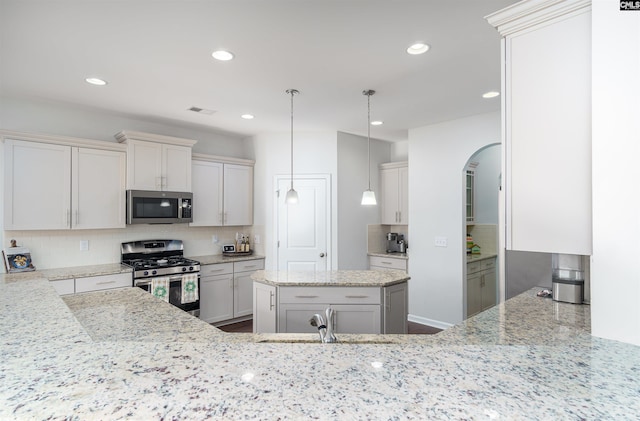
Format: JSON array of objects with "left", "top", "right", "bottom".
[
  {"left": 115, "top": 130, "right": 198, "bottom": 147},
  {"left": 486, "top": 0, "right": 591, "bottom": 36},
  {"left": 0, "top": 129, "right": 126, "bottom": 151},
  {"left": 192, "top": 152, "right": 255, "bottom": 166}
]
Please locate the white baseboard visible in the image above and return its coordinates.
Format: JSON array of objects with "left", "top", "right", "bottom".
[{"left": 408, "top": 314, "right": 453, "bottom": 330}]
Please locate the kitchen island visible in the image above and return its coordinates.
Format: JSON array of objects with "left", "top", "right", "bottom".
[
  {"left": 1, "top": 271, "right": 640, "bottom": 419},
  {"left": 251, "top": 270, "right": 409, "bottom": 334}
]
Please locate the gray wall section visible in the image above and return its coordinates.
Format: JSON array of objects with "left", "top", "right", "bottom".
[
  {"left": 505, "top": 250, "right": 552, "bottom": 299},
  {"left": 337, "top": 131, "right": 390, "bottom": 269}
]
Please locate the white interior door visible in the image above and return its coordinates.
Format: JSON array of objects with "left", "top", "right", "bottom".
[{"left": 276, "top": 175, "right": 330, "bottom": 271}]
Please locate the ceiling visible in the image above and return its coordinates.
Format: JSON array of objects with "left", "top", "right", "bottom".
[{"left": 0, "top": 0, "right": 518, "bottom": 142}]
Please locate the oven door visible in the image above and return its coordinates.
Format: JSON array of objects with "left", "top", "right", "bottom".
[{"left": 136, "top": 275, "right": 200, "bottom": 318}]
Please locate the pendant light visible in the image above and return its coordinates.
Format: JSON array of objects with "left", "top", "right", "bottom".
[
  {"left": 361, "top": 89, "right": 377, "bottom": 206},
  {"left": 285, "top": 89, "right": 299, "bottom": 204}
]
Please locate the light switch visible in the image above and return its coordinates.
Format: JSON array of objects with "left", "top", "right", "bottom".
[
  {"left": 254, "top": 234, "right": 261, "bottom": 244},
  {"left": 212, "top": 235, "right": 219, "bottom": 244},
  {"left": 434, "top": 236, "right": 448, "bottom": 247},
  {"left": 80, "top": 240, "right": 89, "bottom": 251}
]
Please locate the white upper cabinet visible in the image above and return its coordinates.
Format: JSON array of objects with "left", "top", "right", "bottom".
[
  {"left": 224, "top": 164, "right": 254, "bottom": 226},
  {"left": 380, "top": 162, "right": 408, "bottom": 225},
  {"left": 191, "top": 154, "right": 254, "bottom": 227},
  {"left": 3, "top": 133, "right": 126, "bottom": 230},
  {"left": 487, "top": 0, "right": 592, "bottom": 255},
  {"left": 115, "top": 131, "right": 196, "bottom": 192},
  {"left": 72, "top": 148, "right": 126, "bottom": 229},
  {"left": 191, "top": 160, "right": 224, "bottom": 226}
]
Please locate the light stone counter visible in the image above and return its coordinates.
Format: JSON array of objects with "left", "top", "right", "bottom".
[
  {"left": 367, "top": 251, "right": 409, "bottom": 260},
  {"left": 188, "top": 253, "right": 265, "bottom": 265},
  {"left": 251, "top": 269, "right": 410, "bottom": 287},
  {"left": 466, "top": 253, "right": 498, "bottom": 263},
  {"left": 2, "top": 273, "right": 640, "bottom": 419}
]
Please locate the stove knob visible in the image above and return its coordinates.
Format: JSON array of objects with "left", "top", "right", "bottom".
[
  {"left": 182, "top": 267, "right": 187, "bottom": 272},
  {"left": 143, "top": 271, "right": 149, "bottom": 276},
  {"left": 152, "top": 270, "right": 157, "bottom": 275},
  {"left": 189, "top": 266, "right": 194, "bottom": 271}
]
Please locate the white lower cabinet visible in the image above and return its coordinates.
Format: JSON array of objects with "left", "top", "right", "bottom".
[
  {"left": 466, "top": 258, "right": 497, "bottom": 318},
  {"left": 253, "top": 282, "right": 408, "bottom": 334},
  {"left": 199, "top": 259, "right": 264, "bottom": 324}
]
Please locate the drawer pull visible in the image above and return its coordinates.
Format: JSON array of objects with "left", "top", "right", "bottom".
[
  {"left": 96, "top": 280, "right": 116, "bottom": 285},
  {"left": 381, "top": 261, "right": 392, "bottom": 265},
  {"left": 242, "top": 265, "right": 257, "bottom": 268},
  {"left": 345, "top": 295, "right": 369, "bottom": 299},
  {"left": 294, "top": 295, "right": 319, "bottom": 299}
]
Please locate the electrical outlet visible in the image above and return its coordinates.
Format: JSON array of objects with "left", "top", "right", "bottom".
[
  {"left": 79, "top": 240, "right": 89, "bottom": 251},
  {"left": 254, "top": 234, "right": 261, "bottom": 244},
  {"left": 434, "top": 236, "right": 448, "bottom": 247},
  {"left": 212, "top": 234, "right": 219, "bottom": 244}
]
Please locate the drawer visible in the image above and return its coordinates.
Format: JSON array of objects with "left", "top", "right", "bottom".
[
  {"left": 50, "top": 278, "right": 75, "bottom": 296},
  {"left": 75, "top": 273, "right": 131, "bottom": 293},
  {"left": 481, "top": 258, "right": 496, "bottom": 270},
  {"left": 368, "top": 256, "right": 407, "bottom": 271},
  {"left": 467, "top": 261, "right": 482, "bottom": 274},
  {"left": 279, "top": 286, "right": 381, "bottom": 304},
  {"left": 234, "top": 259, "right": 265, "bottom": 273},
  {"left": 201, "top": 262, "right": 233, "bottom": 276}
]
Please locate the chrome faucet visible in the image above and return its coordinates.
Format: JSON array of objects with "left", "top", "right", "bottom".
[{"left": 309, "top": 307, "right": 337, "bottom": 343}]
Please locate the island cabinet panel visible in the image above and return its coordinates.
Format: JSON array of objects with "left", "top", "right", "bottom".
[
  {"left": 50, "top": 278, "right": 75, "bottom": 296},
  {"left": 253, "top": 281, "right": 408, "bottom": 334},
  {"left": 253, "top": 282, "right": 276, "bottom": 333},
  {"left": 369, "top": 255, "right": 408, "bottom": 271},
  {"left": 384, "top": 282, "right": 408, "bottom": 334}
]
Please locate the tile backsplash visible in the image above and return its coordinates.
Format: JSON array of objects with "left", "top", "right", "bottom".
[
  {"left": 3, "top": 224, "right": 259, "bottom": 271},
  {"left": 367, "top": 224, "right": 409, "bottom": 253},
  {"left": 467, "top": 224, "right": 497, "bottom": 255}
]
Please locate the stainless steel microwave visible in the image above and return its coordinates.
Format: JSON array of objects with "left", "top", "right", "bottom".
[{"left": 126, "top": 190, "right": 193, "bottom": 224}]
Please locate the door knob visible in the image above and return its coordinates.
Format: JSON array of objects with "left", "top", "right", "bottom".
[{"left": 319, "top": 253, "right": 325, "bottom": 258}]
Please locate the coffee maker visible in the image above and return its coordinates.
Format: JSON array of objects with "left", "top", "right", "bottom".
[{"left": 386, "top": 232, "right": 407, "bottom": 253}]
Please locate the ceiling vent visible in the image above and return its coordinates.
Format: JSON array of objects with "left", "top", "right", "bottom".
[{"left": 188, "top": 106, "right": 215, "bottom": 115}]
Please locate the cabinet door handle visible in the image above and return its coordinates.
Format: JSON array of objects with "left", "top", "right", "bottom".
[
  {"left": 156, "top": 176, "right": 162, "bottom": 189},
  {"left": 66, "top": 209, "right": 71, "bottom": 226},
  {"left": 219, "top": 212, "right": 223, "bottom": 224},
  {"left": 75, "top": 210, "right": 79, "bottom": 225},
  {"left": 398, "top": 211, "right": 402, "bottom": 223},
  {"left": 223, "top": 212, "right": 227, "bottom": 224},
  {"left": 229, "top": 279, "right": 234, "bottom": 288},
  {"left": 294, "top": 295, "right": 318, "bottom": 299},
  {"left": 269, "top": 291, "right": 275, "bottom": 310},
  {"left": 345, "top": 295, "right": 368, "bottom": 299}
]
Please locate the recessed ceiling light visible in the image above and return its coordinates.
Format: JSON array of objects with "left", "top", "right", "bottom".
[
  {"left": 482, "top": 91, "right": 500, "bottom": 98},
  {"left": 406, "top": 43, "right": 430, "bottom": 55},
  {"left": 241, "top": 114, "right": 255, "bottom": 120},
  {"left": 212, "top": 50, "right": 234, "bottom": 61},
  {"left": 371, "top": 120, "right": 383, "bottom": 126},
  {"left": 85, "top": 77, "right": 107, "bottom": 86}
]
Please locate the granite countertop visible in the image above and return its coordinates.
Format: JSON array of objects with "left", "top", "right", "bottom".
[
  {"left": 368, "top": 251, "right": 409, "bottom": 259},
  {"left": 251, "top": 269, "right": 410, "bottom": 287},
  {"left": 0, "top": 262, "right": 132, "bottom": 283},
  {"left": 2, "top": 274, "right": 640, "bottom": 419},
  {"left": 188, "top": 254, "right": 265, "bottom": 265}
]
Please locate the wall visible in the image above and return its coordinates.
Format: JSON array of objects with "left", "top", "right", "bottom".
[
  {"left": 408, "top": 111, "right": 500, "bottom": 327},
  {"left": 0, "top": 96, "right": 246, "bottom": 156},
  {"left": 336, "top": 132, "right": 390, "bottom": 269},
  {"left": 247, "top": 131, "right": 338, "bottom": 271},
  {"left": 1, "top": 96, "right": 254, "bottom": 269},
  {"left": 591, "top": 1, "right": 640, "bottom": 346},
  {"left": 469, "top": 144, "right": 500, "bottom": 224}
]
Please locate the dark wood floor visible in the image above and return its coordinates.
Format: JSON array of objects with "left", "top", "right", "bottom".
[{"left": 217, "top": 319, "right": 442, "bottom": 335}]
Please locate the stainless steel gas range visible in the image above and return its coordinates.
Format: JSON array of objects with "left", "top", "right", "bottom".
[{"left": 121, "top": 239, "right": 201, "bottom": 317}]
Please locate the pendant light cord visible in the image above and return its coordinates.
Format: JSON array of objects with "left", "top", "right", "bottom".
[
  {"left": 287, "top": 89, "right": 298, "bottom": 191},
  {"left": 367, "top": 92, "right": 371, "bottom": 190}
]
